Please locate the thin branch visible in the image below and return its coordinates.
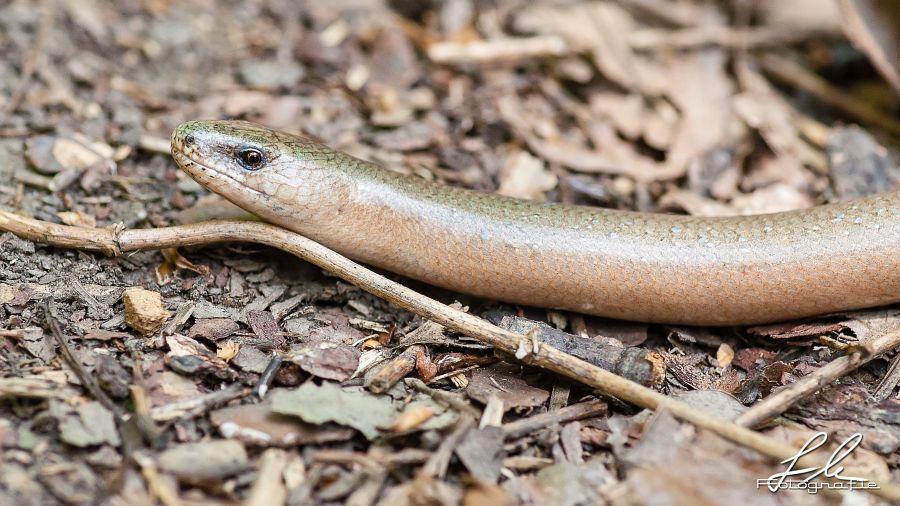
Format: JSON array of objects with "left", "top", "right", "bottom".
[
  {"left": 502, "top": 399, "right": 607, "bottom": 440},
  {"left": 761, "top": 54, "right": 900, "bottom": 137},
  {"left": 43, "top": 300, "right": 122, "bottom": 417},
  {"left": 253, "top": 354, "right": 283, "bottom": 398},
  {"left": 365, "top": 344, "right": 424, "bottom": 394},
  {"left": 428, "top": 36, "right": 569, "bottom": 64},
  {"left": 421, "top": 415, "right": 474, "bottom": 479},
  {"left": 150, "top": 383, "right": 248, "bottom": 422},
  {"left": 405, "top": 378, "right": 482, "bottom": 419},
  {"left": 1, "top": 211, "right": 897, "bottom": 501},
  {"left": 735, "top": 328, "right": 900, "bottom": 428},
  {"left": 629, "top": 26, "right": 837, "bottom": 51},
  {"left": 874, "top": 353, "right": 900, "bottom": 402}
]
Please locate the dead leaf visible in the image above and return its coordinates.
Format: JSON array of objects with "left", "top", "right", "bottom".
[
  {"left": 246, "top": 310, "right": 283, "bottom": 347},
  {"left": 588, "top": 92, "right": 643, "bottom": 140},
  {"left": 462, "top": 483, "right": 517, "bottom": 506},
  {"left": 642, "top": 98, "right": 678, "bottom": 150},
  {"left": 362, "top": 338, "right": 384, "bottom": 350},
  {"left": 841, "top": 308, "right": 900, "bottom": 342},
  {"left": 145, "top": 370, "right": 202, "bottom": 405},
  {"left": 664, "top": 352, "right": 742, "bottom": 393},
  {"left": 26, "top": 134, "right": 114, "bottom": 174},
  {"left": 455, "top": 427, "right": 505, "bottom": 484},
  {"left": 187, "top": 318, "right": 241, "bottom": 341},
  {"left": 57, "top": 211, "right": 96, "bottom": 228},
  {"left": 11, "top": 327, "right": 56, "bottom": 364},
  {"left": 732, "top": 348, "right": 778, "bottom": 373},
  {"left": 735, "top": 60, "right": 827, "bottom": 173},
  {"left": 284, "top": 343, "right": 360, "bottom": 381},
  {"left": 498, "top": 95, "right": 669, "bottom": 180},
  {"left": 497, "top": 151, "right": 557, "bottom": 200},
  {"left": 270, "top": 382, "right": 457, "bottom": 440},
  {"left": 664, "top": 49, "right": 744, "bottom": 178},
  {"left": 742, "top": 152, "right": 816, "bottom": 193},
  {"left": 465, "top": 363, "right": 549, "bottom": 411},
  {"left": 60, "top": 0, "right": 109, "bottom": 42},
  {"left": 210, "top": 396, "right": 354, "bottom": 446},
  {"left": 515, "top": 2, "right": 663, "bottom": 95},
  {"left": 416, "top": 349, "right": 439, "bottom": 383},
  {"left": 165, "top": 334, "right": 231, "bottom": 377},
  {"left": 231, "top": 346, "right": 273, "bottom": 374},
  {"left": 502, "top": 458, "right": 610, "bottom": 505},
  {"left": 160, "top": 248, "right": 209, "bottom": 277},
  {"left": 730, "top": 183, "right": 814, "bottom": 215},
  {"left": 759, "top": 0, "right": 843, "bottom": 33},
  {"left": 658, "top": 189, "right": 739, "bottom": 217},
  {"left": 748, "top": 321, "right": 845, "bottom": 340},
  {"left": 50, "top": 400, "right": 121, "bottom": 448},
  {"left": 157, "top": 440, "right": 249, "bottom": 482}
]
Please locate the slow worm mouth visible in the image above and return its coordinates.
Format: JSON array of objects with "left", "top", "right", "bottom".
[
  {"left": 172, "top": 149, "right": 267, "bottom": 200},
  {"left": 172, "top": 149, "right": 212, "bottom": 175}
]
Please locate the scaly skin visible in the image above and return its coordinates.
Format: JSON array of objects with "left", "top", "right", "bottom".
[{"left": 171, "top": 120, "right": 900, "bottom": 325}]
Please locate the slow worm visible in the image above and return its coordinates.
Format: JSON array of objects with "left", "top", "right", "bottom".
[{"left": 171, "top": 120, "right": 899, "bottom": 325}]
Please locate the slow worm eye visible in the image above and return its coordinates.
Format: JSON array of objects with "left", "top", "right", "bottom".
[{"left": 238, "top": 148, "right": 265, "bottom": 169}]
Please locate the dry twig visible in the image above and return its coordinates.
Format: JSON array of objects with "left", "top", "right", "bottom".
[
  {"left": 421, "top": 416, "right": 475, "bottom": 479},
  {"left": 874, "top": 353, "right": 900, "bottom": 402},
  {"left": 761, "top": 53, "right": 900, "bottom": 137},
  {"left": 150, "top": 383, "right": 248, "bottom": 422},
  {"left": 735, "top": 328, "right": 900, "bottom": 428},
  {"left": 43, "top": 301, "right": 122, "bottom": 417},
  {"left": 629, "top": 26, "right": 836, "bottom": 50},
  {"left": 245, "top": 449, "right": 289, "bottom": 506},
  {"left": 365, "top": 344, "right": 424, "bottom": 394},
  {"left": 405, "top": 378, "right": 482, "bottom": 419},
  {"left": 502, "top": 399, "right": 606, "bottom": 440},
  {"left": 428, "top": 36, "right": 569, "bottom": 64}
]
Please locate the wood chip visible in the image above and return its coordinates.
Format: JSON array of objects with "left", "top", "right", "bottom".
[{"left": 123, "top": 287, "right": 171, "bottom": 337}]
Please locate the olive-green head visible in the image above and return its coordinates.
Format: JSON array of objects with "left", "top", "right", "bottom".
[
  {"left": 172, "top": 119, "right": 292, "bottom": 181},
  {"left": 171, "top": 119, "right": 345, "bottom": 225}
]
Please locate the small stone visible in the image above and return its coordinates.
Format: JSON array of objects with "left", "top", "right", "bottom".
[
  {"left": 157, "top": 440, "right": 248, "bottom": 481},
  {"left": 123, "top": 287, "right": 170, "bottom": 336}
]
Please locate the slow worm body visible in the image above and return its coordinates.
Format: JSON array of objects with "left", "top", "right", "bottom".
[{"left": 171, "top": 120, "right": 900, "bottom": 325}]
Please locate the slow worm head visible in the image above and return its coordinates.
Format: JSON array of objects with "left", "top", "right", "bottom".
[{"left": 172, "top": 120, "right": 900, "bottom": 325}]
